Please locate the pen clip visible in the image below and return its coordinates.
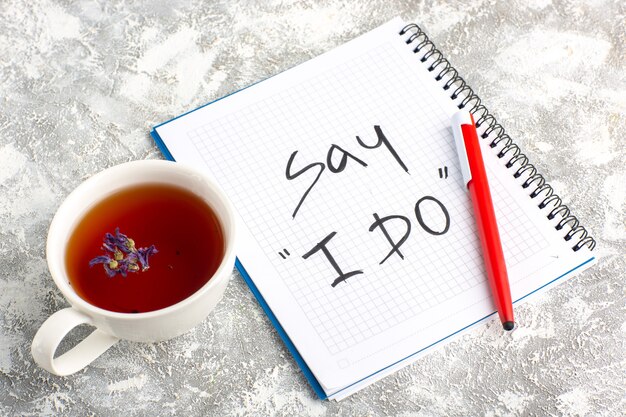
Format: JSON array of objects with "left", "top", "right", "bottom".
[{"left": 451, "top": 111, "right": 473, "bottom": 189}]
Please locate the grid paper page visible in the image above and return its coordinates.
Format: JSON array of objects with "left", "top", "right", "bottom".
[
  {"left": 186, "top": 43, "right": 526, "bottom": 354},
  {"left": 156, "top": 18, "right": 595, "bottom": 394}
]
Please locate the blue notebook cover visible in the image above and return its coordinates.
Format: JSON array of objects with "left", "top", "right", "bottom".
[{"left": 150, "top": 127, "right": 327, "bottom": 400}]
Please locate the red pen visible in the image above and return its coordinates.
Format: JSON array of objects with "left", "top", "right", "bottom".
[{"left": 451, "top": 110, "right": 515, "bottom": 331}]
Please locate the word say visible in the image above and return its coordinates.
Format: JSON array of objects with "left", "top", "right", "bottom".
[
  {"left": 285, "top": 125, "right": 409, "bottom": 218},
  {"left": 302, "top": 195, "right": 451, "bottom": 287}
]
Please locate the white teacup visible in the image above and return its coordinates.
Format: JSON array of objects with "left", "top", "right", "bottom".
[{"left": 31, "top": 160, "right": 237, "bottom": 376}]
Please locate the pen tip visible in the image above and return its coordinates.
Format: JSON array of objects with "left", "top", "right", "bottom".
[{"left": 503, "top": 321, "right": 515, "bottom": 331}]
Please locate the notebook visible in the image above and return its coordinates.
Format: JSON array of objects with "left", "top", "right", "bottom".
[{"left": 151, "top": 18, "right": 596, "bottom": 400}]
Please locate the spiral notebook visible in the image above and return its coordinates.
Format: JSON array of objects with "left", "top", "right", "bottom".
[{"left": 151, "top": 18, "right": 596, "bottom": 400}]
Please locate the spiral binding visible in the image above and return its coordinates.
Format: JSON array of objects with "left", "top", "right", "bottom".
[{"left": 399, "top": 23, "right": 596, "bottom": 252}]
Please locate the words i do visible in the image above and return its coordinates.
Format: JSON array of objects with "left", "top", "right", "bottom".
[{"left": 284, "top": 125, "right": 452, "bottom": 288}]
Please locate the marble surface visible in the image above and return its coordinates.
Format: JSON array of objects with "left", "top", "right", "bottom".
[{"left": 1, "top": 0, "right": 624, "bottom": 415}]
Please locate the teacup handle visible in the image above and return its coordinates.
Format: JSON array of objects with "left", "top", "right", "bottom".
[{"left": 31, "top": 308, "right": 119, "bottom": 376}]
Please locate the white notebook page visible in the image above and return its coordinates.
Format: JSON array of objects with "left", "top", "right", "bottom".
[{"left": 155, "top": 18, "right": 595, "bottom": 398}]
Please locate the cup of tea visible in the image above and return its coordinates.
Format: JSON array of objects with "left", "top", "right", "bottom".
[{"left": 31, "top": 160, "right": 237, "bottom": 376}]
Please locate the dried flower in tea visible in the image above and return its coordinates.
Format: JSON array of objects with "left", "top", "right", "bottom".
[{"left": 89, "top": 228, "right": 158, "bottom": 277}]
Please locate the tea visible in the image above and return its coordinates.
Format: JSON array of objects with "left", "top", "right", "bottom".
[{"left": 66, "top": 183, "right": 224, "bottom": 313}]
